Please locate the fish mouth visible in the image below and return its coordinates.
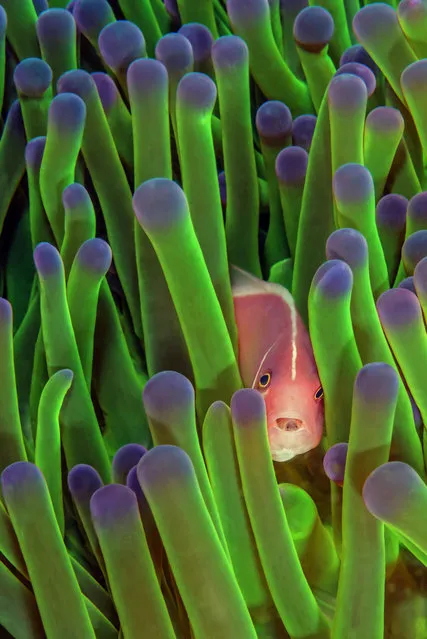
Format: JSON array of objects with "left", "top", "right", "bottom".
[{"left": 275, "top": 417, "right": 303, "bottom": 432}]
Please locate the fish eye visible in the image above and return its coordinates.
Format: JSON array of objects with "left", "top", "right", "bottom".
[
  {"left": 314, "top": 386, "right": 324, "bottom": 401},
  {"left": 258, "top": 371, "right": 271, "bottom": 390}
]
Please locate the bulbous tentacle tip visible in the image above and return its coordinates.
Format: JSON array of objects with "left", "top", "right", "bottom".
[
  {"left": 292, "top": 114, "right": 316, "bottom": 151},
  {"left": 112, "top": 444, "right": 147, "bottom": 483},
  {"left": 231, "top": 387, "right": 266, "bottom": 427},
  {"left": 333, "top": 163, "right": 374, "bottom": 204},
  {"left": 211, "top": 35, "right": 248, "bottom": 69},
  {"left": 0, "top": 298, "right": 13, "bottom": 326},
  {"left": 376, "top": 194, "right": 408, "bottom": 230},
  {"left": 401, "top": 59, "right": 427, "bottom": 95},
  {"left": 92, "top": 72, "right": 118, "bottom": 112},
  {"left": 353, "top": 3, "right": 397, "bottom": 42},
  {"left": 48, "top": 92, "right": 86, "bottom": 131},
  {"left": 36, "top": 7, "right": 76, "bottom": 42},
  {"left": 142, "top": 371, "right": 195, "bottom": 419},
  {"left": 62, "top": 182, "right": 92, "bottom": 210},
  {"left": 354, "top": 362, "right": 399, "bottom": 405},
  {"left": 1, "top": 462, "right": 44, "bottom": 495},
  {"left": 335, "top": 63, "right": 376, "bottom": 97},
  {"left": 137, "top": 445, "right": 195, "bottom": 490},
  {"left": 178, "top": 23, "right": 214, "bottom": 64},
  {"left": 57, "top": 68, "right": 95, "bottom": 101},
  {"left": 311, "top": 259, "right": 353, "bottom": 299},
  {"left": 275, "top": 145, "right": 308, "bottom": 185},
  {"left": 414, "top": 256, "right": 427, "bottom": 296},
  {"left": 73, "top": 0, "right": 114, "bottom": 38},
  {"left": 256, "top": 100, "right": 292, "bottom": 146},
  {"left": 326, "top": 228, "right": 368, "bottom": 270},
  {"left": 377, "top": 287, "right": 422, "bottom": 328},
  {"left": 33, "top": 242, "right": 63, "bottom": 278},
  {"left": 90, "top": 484, "right": 137, "bottom": 526},
  {"left": 67, "top": 463, "right": 103, "bottom": 500},
  {"left": 176, "top": 71, "right": 217, "bottom": 111},
  {"left": 98, "top": 20, "right": 146, "bottom": 72},
  {"left": 363, "top": 461, "right": 423, "bottom": 521},
  {"left": 328, "top": 73, "right": 368, "bottom": 110},
  {"left": 0, "top": 5, "right": 6, "bottom": 37},
  {"left": 133, "top": 178, "right": 189, "bottom": 233},
  {"left": 402, "top": 230, "right": 427, "bottom": 273},
  {"left": 293, "top": 6, "right": 334, "bottom": 53},
  {"left": 365, "top": 106, "right": 404, "bottom": 134},
  {"left": 14, "top": 58, "right": 53, "bottom": 98},
  {"left": 226, "top": 0, "right": 269, "bottom": 26},
  {"left": 155, "top": 33, "right": 194, "bottom": 73},
  {"left": 25, "top": 136, "right": 46, "bottom": 170},
  {"left": 75, "top": 238, "right": 112, "bottom": 275},
  {"left": 340, "top": 44, "right": 378, "bottom": 75},
  {"left": 398, "top": 276, "right": 416, "bottom": 294},
  {"left": 127, "top": 58, "right": 168, "bottom": 96},
  {"left": 323, "top": 443, "right": 348, "bottom": 484}
]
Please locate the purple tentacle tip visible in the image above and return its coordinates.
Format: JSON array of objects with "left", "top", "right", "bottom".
[
  {"left": 98, "top": 21, "right": 146, "bottom": 72},
  {"left": 333, "top": 163, "right": 374, "bottom": 205},
  {"left": 354, "top": 362, "right": 399, "bottom": 405},
  {"left": 68, "top": 463, "right": 103, "bottom": 501},
  {"left": 1, "top": 462, "right": 44, "bottom": 497},
  {"left": 48, "top": 93, "right": 86, "bottom": 131},
  {"left": 62, "top": 183, "right": 91, "bottom": 210},
  {"left": 326, "top": 228, "right": 368, "bottom": 270},
  {"left": 133, "top": 178, "right": 189, "bottom": 234},
  {"left": 335, "top": 63, "right": 376, "bottom": 97},
  {"left": 155, "top": 34, "right": 194, "bottom": 74},
  {"left": 328, "top": 73, "right": 368, "bottom": 110},
  {"left": 142, "top": 371, "right": 195, "bottom": 421},
  {"left": 256, "top": 100, "right": 292, "bottom": 147},
  {"left": 376, "top": 194, "right": 408, "bottom": 230},
  {"left": 127, "top": 58, "right": 168, "bottom": 96},
  {"left": 414, "top": 256, "right": 427, "bottom": 297},
  {"left": 211, "top": 35, "right": 248, "bottom": 70},
  {"left": 33, "top": 243, "right": 63, "bottom": 278},
  {"left": 177, "top": 71, "right": 217, "bottom": 112},
  {"left": 363, "top": 461, "right": 423, "bottom": 522},
  {"left": 178, "top": 23, "right": 214, "bottom": 65},
  {"left": 230, "top": 388, "right": 267, "bottom": 428},
  {"left": 323, "top": 443, "right": 348, "bottom": 486},
  {"left": 377, "top": 287, "right": 422, "bottom": 328},
  {"left": 398, "top": 276, "right": 416, "bottom": 294},
  {"left": 57, "top": 69, "right": 95, "bottom": 101},
  {"left": 36, "top": 8, "right": 76, "bottom": 44},
  {"left": 293, "top": 6, "right": 334, "bottom": 53},
  {"left": 408, "top": 191, "right": 427, "bottom": 223},
  {"left": 137, "top": 445, "right": 195, "bottom": 490},
  {"left": 312, "top": 259, "right": 353, "bottom": 299},
  {"left": 92, "top": 72, "right": 118, "bottom": 113},
  {"left": 0, "top": 298, "right": 12, "bottom": 326},
  {"left": 90, "top": 484, "right": 138, "bottom": 527},
  {"left": 402, "top": 230, "right": 427, "bottom": 274},
  {"left": 73, "top": 0, "right": 115, "bottom": 39},
  {"left": 340, "top": 44, "right": 378, "bottom": 75},
  {"left": 14, "top": 58, "right": 52, "bottom": 98},
  {"left": 75, "top": 238, "right": 112, "bottom": 275},
  {"left": 226, "top": 0, "right": 270, "bottom": 26},
  {"left": 401, "top": 59, "right": 427, "bottom": 95},
  {"left": 353, "top": 3, "right": 397, "bottom": 43},
  {"left": 365, "top": 106, "right": 404, "bottom": 134},
  {"left": 275, "top": 146, "right": 308, "bottom": 185},
  {"left": 292, "top": 114, "right": 316, "bottom": 151},
  {"left": 112, "top": 444, "right": 147, "bottom": 484},
  {"left": 25, "top": 137, "right": 46, "bottom": 170}
]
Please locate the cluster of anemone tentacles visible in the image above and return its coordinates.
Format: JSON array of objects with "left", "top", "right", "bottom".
[{"left": 0, "top": 0, "right": 427, "bottom": 637}]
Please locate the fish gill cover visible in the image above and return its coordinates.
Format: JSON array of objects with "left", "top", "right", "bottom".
[{"left": 0, "top": 0, "right": 425, "bottom": 637}]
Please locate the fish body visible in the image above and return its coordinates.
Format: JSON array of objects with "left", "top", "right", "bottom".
[{"left": 231, "top": 265, "right": 324, "bottom": 462}]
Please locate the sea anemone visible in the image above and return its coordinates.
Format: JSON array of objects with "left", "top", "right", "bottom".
[{"left": 0, "top": 0, "right": 425, "bottom": 637}]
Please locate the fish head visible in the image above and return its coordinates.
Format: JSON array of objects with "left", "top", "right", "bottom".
[
  {"left": 252, "top": 332, "right": 324, "bottom": 462},
  {"left": 231, "top": 265, "right": 324, "bottom": 462}
]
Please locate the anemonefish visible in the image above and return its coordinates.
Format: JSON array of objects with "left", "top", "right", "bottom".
[{"left": 231, "top": 265, "right": 324, "bottom": 462}]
